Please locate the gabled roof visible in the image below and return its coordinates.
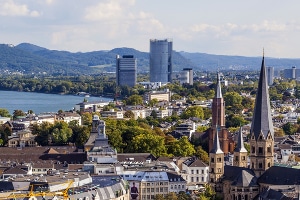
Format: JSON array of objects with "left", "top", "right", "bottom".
[{"left": 251, "top": 55, "right": 274, "bottom": 140}]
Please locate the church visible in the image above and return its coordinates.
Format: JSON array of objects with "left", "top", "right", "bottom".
[{"left": 209, "top": 55, "right": 300, "bottom": 200}]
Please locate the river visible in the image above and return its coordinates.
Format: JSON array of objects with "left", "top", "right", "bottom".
[{"left": 0, "top": 91, "right": 112, "bottom": 115}]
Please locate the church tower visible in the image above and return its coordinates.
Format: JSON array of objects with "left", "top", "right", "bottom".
[
  {"left": 209, "top": 73, "right": 230, "bottom": 154},
  {"left": 233, "top": 127, "right": 248, "bottom": 168},
  {"left": 209, "top": 129, "right": 224, "bottom": 191},
  {"left": 249, "top": 54, "right": 274, "bottom": 177}
]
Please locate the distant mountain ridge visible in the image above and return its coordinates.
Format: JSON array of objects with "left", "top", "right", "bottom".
[{"left": 0, "top": 43, "right": 300, "bottom": 75}]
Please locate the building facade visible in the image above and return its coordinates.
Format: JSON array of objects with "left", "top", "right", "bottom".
[
  {"left": 150, "top": 39, "right": 173, "bottom": 83},
  {"left": 116, "top": 55, "right": 137, "bottom": 87}
]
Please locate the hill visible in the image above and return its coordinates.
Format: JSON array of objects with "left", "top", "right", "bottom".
[{"left": 1, "top": 43, "right": 300, "bottom": 75}]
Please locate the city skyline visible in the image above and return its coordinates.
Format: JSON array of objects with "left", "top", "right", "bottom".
[{"left": 1, "top": 0, "right": 300, "bottom": 58}]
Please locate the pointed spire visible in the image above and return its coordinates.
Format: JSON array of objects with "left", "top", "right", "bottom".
[
  {"left": 210, "top": 127, "right": 223, "bottom": 154},
  {"left": 235, "top": 126, "right": 248, "bottom": 153},
  {"left": 251, "top": 52, "right": 274, "bottom": 140},
  {"left": 216, "top": 73, "right": 222, "bottom": 98}
]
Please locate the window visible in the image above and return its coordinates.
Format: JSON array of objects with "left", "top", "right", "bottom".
[
  {"left": 217, "top": 157, "right": 221, "bottom": 162},
  {"left": 191, "top": 177, "right": 194, "bottom": 182},
  {"left": 267, "top": 147, "right": 271, "bottom": 153},
  {"left": 191, "top": 170, "right": 194, "bottom": 174},
  {"left": 196, "top": 177, "right": 199, "bottom": 182},
  {"left": 242, "top": 156, "right": 246, "bottom": 160},
  {"left": 196, "top": 170, "right": 199, "bottom": 174},
  {"left": 259, "top": 147, "right": 263, "bottom": 154},
  {"left": 211, "top": 168, "right": 214, "bottom": 173},
  {"left": 202, "top": 170, "right": 204, "bottom": 174},
  {"left": 268, "top": 162, "right": 271, "bottom": 167},
  {"left": 235, "top": 156, "right": 239, "bottom": 161},
  {"left": 217, "top": 168, "right": 221, "bottom": 172},
  {"left": 252, "top": 146, "right": 255, "bottom": 153},
  {"left": 259, "top": 163, "right": 263, "bottom": 168},
  {"left": 211, "top": 158, "right": 214, "bottom": 163},
  {"left": 202, "top": 177, "right": 204, "bottom": 182}
]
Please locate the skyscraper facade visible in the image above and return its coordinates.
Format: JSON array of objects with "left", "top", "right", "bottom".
[
  {"left": 116, "top": 55, "right": 137, "bottom": 87},
  {"left": 266, "top": 66, "right": 274, "bottom": 86},
  {"left": 149, "top": 39, "right": 173, "bottom": 83}
]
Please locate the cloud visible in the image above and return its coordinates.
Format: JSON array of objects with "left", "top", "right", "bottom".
[
  {"left": 0, "top": 0, "right": 40, "bottom": 17},
  {"left": 84, "top": 0, "right": 131, "bottom": 21}
]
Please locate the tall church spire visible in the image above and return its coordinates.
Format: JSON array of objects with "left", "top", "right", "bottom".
[
  {"left": 216, "top": 73, "right": 222, "bottom": 98},
  {"left": 210, "top": 129, "right": 223, "bottom": 154},
  {"left": 251, "top": 53, "right": 274, "bottom": 140},
  {"left": 235, "top": 126, "right": 247, "bottom": 153},
  {"left": 249, "top": 53, "right": 274, "bottom": 177}
]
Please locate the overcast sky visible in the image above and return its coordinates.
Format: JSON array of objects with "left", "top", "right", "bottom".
[{"left": 1, "top": 0, "right": 300, "bottom": 58}]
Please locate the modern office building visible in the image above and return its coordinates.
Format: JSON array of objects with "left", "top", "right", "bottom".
[
  {"left": 266, "top": 66, "right": 274, "bottom": 86},
  {"left": 116, "top": 55, "right": 137, "bottom": 87},
  {"left": 149, "top": 39, "right": 173, "bottom": 83},
  {"left": 283, "top": 66, "right": 297, "bottom": 79}
]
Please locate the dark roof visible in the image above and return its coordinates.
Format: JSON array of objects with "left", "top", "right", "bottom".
[
  {"left": 258, "top": 188, "right": 295, "bottom": 200},
  {"left": 258, "top": 166, "right": 300, "bottom": 185},
  {"left": 251, "top": 56, "right": 274, "bottom": 140},
  {"left": 183, "top": 157, "right": 208, "bottom": 167},
  {"left": 166, "top": 172, "right": 185, "bottom": 182},
  {"left": 223, "top": 165, "right": 257, "bottom": 187}
]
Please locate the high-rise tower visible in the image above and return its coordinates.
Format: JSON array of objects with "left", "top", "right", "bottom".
[
  {"left": 149, "top": 39, "right": 173, "bottom": 83},
  {"left": 208, "top": 73, "right": 231, "bottom": 154},
  {"left": 249, "top": 54, "right": 274, "bottom": 177},
  {"left": 116, "top": 55, "right": 137, "bottom": 87}
]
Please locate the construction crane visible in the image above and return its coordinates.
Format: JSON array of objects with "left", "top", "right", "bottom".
[{"left": 0, "top": 180, "right": 74, "bottom": 200}]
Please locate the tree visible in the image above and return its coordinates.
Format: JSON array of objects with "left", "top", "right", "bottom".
[
  {"left": 51, "top": 121, "right": 73, "bottom": 145},
  {"left": 126, "top": 94, "right": 143, "bottom": 105},
  {"left": 195, "top": 146, "right": 209, "bottom": 164},
  {"left": 181, "top": 106, "right": 204, "bottom": 119},
  {"left": 0, "top": 108, "right": 11, "bottom": 117},
  {"left": 69, "top": 121, "right": 90, "bottom": 147},
  {"left": 154, "top": 194, "right": 165, "bottom": 200},
  {"left": 33, "top": 122, "right": 53, "bottom": 146},
  {"left": 124, "top": 110, "right": 135, "bottom": 119},
  {"left": 13, "top": 109, "right": 25, "bottom": 120},
  {"left": 130, "top": 134, "right": 167, "bottom": 156},
  {"left": 0, "top": 124, "right": 12, "bottom": 145},
  {"left": 225, "top": 114, "right": 247, "bottom": 128},
  {"left": 282, "top": 122, "right": 297, "bottom": 135},
  {"left": 168, "top": 136, "right": 195, "bottom": 157}
]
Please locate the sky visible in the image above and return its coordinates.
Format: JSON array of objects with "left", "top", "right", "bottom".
[{"left": 1, "top": 0, "right": 300, "bottom": 58}]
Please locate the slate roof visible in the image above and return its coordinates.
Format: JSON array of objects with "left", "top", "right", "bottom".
[
  {"left": 258, "top": 187, "right": 296, "bottom": 200},
  {"left": 258, "top": 166, "right": 300, "bottom": 185},
  {"left": 251, "top": 55, "right": 274, "bottom": 140},
  {"left": 223, "top": 165, "right": 258, "bottom": 187}
]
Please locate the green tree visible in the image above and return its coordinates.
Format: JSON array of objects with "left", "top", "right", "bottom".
[
  {"left": 181, "top": 106, "right": 204, "bottom": 119},
  {"left": 168, "top": 136, "right": 195, "bottom": 156},
  {"left": 131, "top": 134, "right": 167, "bottom": 156},
  {"left": 51, "top": 121, "right": 73, "bottom": 145},
  {"left": 33, "top": 122, "right": 53, "bottom": 146},
  {"left": 0, "top": 108, "right": 11, "bottom": 117},
  {"left": 282, "top": 122, "right": 297, "bottom": 135},
  {"left": 69, "top": 121, "right": 90, "bottom": 147},
  {"left": 154, "top": 194, "right": 164, "bottom": 200},
  {"left": 225, "top": 114, "right": 247, "bottom": 128},
  {"left": 195, "top": 146, "right": 209, "bottom": 164},
  {"left": 126, "top": 94, "right": 143, "bottom": 105},
  {"left": 0, "top": 124, "right": 12, "bottom": 145}
]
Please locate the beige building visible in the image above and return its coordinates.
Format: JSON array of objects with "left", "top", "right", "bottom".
[{"left": 8, "top": 129, "right": 37, "bottom": 148}]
